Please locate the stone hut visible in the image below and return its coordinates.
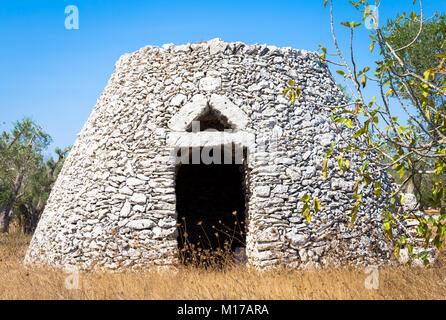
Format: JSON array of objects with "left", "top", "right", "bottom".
[{"left": 25, "top": 38, "right": 396, "bottom": 270}]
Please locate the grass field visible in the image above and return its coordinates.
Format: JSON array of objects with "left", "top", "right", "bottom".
[{"left": 1, "top": 231, "right": 446, "bottom": 300}]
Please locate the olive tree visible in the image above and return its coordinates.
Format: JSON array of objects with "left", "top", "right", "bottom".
[{"left": 0, "top": 118, "right": 51, "bottom": 233}]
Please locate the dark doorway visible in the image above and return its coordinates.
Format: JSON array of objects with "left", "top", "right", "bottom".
[{"left": 175, "top": 161, "right": 246, "bottom": 265}]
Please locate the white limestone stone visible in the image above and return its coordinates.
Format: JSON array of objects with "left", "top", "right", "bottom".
[
  {"left": 199, "top": 77, "right": 221, "bottom": 91},
  {"left": 166, "top": 131, "right": 255, "bottom": 149},
  {"left": 170, "top": 94, "right": 187, "bottom": 107},
  {"left": 120, "top": 186, "right": 133, "bottom": 195},
  {"left": 25, "top": 38, "right": 404, "bottom": 272},
  {"left": 126, "top": 177, "right": 145, "bottom": 187},
  {"left": 209, "top": 94, "right": 249, "bottom": 130},
  {"left": 168, "top": 94, "right": 208, "bottom": 131},
  {"left": 255, "top": 186, "right": 271, "bottom": 197},
  {"left": 120, "top": 201, "right": 132, "bottom": 217},
  {"left": 208, "top": 38, "right": 227, "bottom": 55},
  {"left": 130, "top": 193, "right": 146, "bottom": 204},
  {"left": 127, "top": 219, "right": 156, "bottom": 230}
]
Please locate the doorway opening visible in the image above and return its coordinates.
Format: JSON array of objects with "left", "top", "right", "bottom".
[{"left": 175, "top": 149, "right": 247, "bottom": 266}]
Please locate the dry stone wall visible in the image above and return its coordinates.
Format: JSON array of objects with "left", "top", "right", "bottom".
[{"left": 25, "top": 38, "right": 398, "bottom": 270}]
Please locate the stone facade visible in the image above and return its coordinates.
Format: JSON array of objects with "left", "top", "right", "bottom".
[{"left": 25, "top": 38, "right": 398, "bottom": 271}]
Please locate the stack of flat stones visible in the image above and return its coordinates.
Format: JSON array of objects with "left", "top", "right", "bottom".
[{"left": 25, "top": 38, "right": 403, "bottom": 271}]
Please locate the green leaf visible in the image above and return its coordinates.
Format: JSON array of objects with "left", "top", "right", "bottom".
[
  {"left": 398, "top": 165, "right": 405, "bottom": 179},
  {"left": 337, "top": 155, "right": 344, "bottom": 171},
  {"left": 344, "top": 119, "right": 353, "bottom": 128},
  {"left": 394, "top": 243, "right": 400, "bottom": 259},
  {"left": 361, "top": 76, "right": 367, "bottom": 88},
  {"left": 313, "top": 198, "right": 321, "bottom": 214},
  {"left": 417, "top": 251, "right": 428, "bottom": 260},
  {"left": 344, "top": 159, "right": 351, "bottom": 170},
  {"left": 361, "top": 160, "right": 370, "bottom": 172},
  {"left": 362, "top": 173, "right": 370, "bottom": 186},
  {"left": 408, "top": 243, "right": 413, "bottom": 256},
  {"left": 349, "top": 1, "right": 359, "bottom": 8},
  {"left": 373, "top": 181, "right": 382, "bottom": 198},
  {"left": 351, "top": 201, "right": 360, "bottom": 224},
  {"left": 398, "top": 125, "right": 406, "bottom": 133},
  {"left": 325, "top": 141, "right": 336, "bottom": 158},
  {"left": 302, "top": 204, "right": 311, "bottom": 222},
  {"left": 352, "top": 127, "right": 365, "bottom": 138},
  {"left": 353, "top": 180, "right": 360, "bottom": 196},
  {"left": 395, "top": 12, "right": 406, "bottom": 24},
  {"left": 300, "top": 194, "right": 311, "bottom": 203},
  {"left": 295, "top": 88, "right": 302, "bottom": 100},
  {"left": 322, "top": 159, "right": 328, "bottom": 179}
]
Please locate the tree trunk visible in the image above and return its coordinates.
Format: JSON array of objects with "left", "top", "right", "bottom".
[
  {"left": 23, "top": 201, "right": 45, "bottom": 234},
  {"left": 0, "top": 170, "right": 24, "bottom": 233},
  {"left": 20, "top": 150, "right": 67, "bottom": 234},
  {"left": 0, "top": 206, "right": 8, "bottom": 233},
  {"left": 406, "top": 179, "right": 415, "bottom": 195}
]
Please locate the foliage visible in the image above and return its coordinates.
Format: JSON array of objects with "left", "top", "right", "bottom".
[
  {"left": 283, "top": 80, "right": 302, "bottom": 104},
  {"left": 286, "top": 0, "right": 446, "bottom": 266},
  {"left": 380, "top": 13, "right": 446, "bottom": 207},
  {"left": 0, "top": 118, "right": 69, "bottom": 233},
  {"left": 337, "top": 84, "right": 354, "bottom": 103},
  {"left": 381, "top": 12, "right": 446, "bottom": 106}
]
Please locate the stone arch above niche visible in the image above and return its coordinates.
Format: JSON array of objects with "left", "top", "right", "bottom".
[{"left": 168, "top": 94, "right": 249, "bottom": 132}]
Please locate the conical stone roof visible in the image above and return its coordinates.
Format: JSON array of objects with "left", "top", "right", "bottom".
[{"left": 24, "top": 38, "right": 399, "bottom": 271}]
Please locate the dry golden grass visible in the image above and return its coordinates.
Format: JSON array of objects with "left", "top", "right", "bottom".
[{"left": 1, "top": 231, "right": 446, "bottom": 300}]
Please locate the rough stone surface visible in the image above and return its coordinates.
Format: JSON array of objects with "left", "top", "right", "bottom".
[
  {"left": 402, "top": 193, "right": 419, "bottom": 212},
  {"left": 25, "top": 38, "right": 403, "bottom": 271},
  {"left": 199, "top": 77, "right": 222, "bottom": 91}
]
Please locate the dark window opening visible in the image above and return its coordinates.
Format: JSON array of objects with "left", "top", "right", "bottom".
[
  {"left": 186, "top": 109, "right": 232, "bottom": 132},
  {"left": 175, "top": 159, "right": 246, "bottom": 266}
]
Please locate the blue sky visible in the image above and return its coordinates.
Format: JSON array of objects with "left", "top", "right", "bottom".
[{"left": 0, "top": 0, "right": 443, "bottom": 158}]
